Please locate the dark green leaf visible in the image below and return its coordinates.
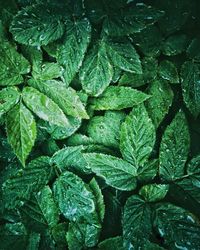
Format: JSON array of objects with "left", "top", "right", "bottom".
[
  {"left": 159, "top": 60, "right": 179, "bottom": 84},
  {"left": 22, "top": 86, "right": 69, "bottom": 127},
  {"left": 83, "top": 153, "right": 137, "bottom": 191},
  {"left": 139, "top": 184, "right": 169, "bottom": 202},
  {"left": 6, "top": 102, "right": 37, "bottom": 166},
  {"left": 90, "top": 86, "right": 150, "bottom": 110},
  {"left": 159, "top": 111, "right": 190, "bottom": 181},
  {"left": 120, "top": 104, "right": 156, "bottom": 167},
  {"left": 10, "top": 4, "right": 64, "bottom": 46}
]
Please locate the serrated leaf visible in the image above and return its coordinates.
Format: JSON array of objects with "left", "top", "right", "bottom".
[
  {"left": 53, "top": 171, "right": 95, "bottom": 221},
  {"left": 2, "top": 156, "right": 52, "bottom": 209},
  {"left": 154, "top": 203, "right": 200, "bottom": 249},
  {"left": 159, "top": 60, "right": 179, "bottom": 84},
  {"left": 139, "top": 184, "right": 169, "bottom": 202},
  {"left": 51, "top": 145, "right": 92, "bottom": 175},
  {"left": 0, "top": 87, "right": 20, "bottom": 116},
  {"left": 6, "top": 102, "right": 36, "bottom": 166},
  {"left": 80, "top": 42, "right": 113, "bottom": 96},
  {"left": 175, "top": 155, "right": 200, "bottom": 205},
  {"left": 105, "top": 40, "right": 142, "bottom": 74},
  {"left": 83, "top": 153, "right": 137, "bottom": 191},
  {"left": 20, "top": 186, "right": 59, "bottom": 232},
  {"left": 120, "top": 104, "right": 156, "bottom": 168},
  {"left": 22, "top": 86, "right": 69, "bottom": 127},
  {"left": 122, "top": 195, "right": 152, "bottom": 248},
  {"left": 0, "top": 40, "right": 30, "bottom": 86},
  {"left": 145, "top": 80, "right": 174, "bottom": 128},
  {"left": 38, "top": 116, "right": 81, "bottom": 140},
  {"left": 159, "top": 111, "right": 190, "bottom": 181},
  {"left": 181, "top": 61, "right": 200, "bottom": 118},
  {"left": 28, "top": 79, "right": 89, "bottom": 119},
  {"left": 88, "top": 178, "right": 105, "bottom": 223},
  {"left": 57, "top": 18, "right": 91, "bottom": 85},
  {"left": 187, "top": 38, "right": 200, "bottom": 62},
  {"left": 103, "top": 4, "right": 164, "bottom": 37},
  {"left": 90, "top": 86, "right": 149, "bottom": 111},
  {"left": 10, "top": 4, "right": 64, "bottom": 46},
  {"left": 98, "top": 236, "right": 124, "bottom": 250},
  {"left": 87, "top": 111, "right": 126, "bottom": 149},
  {"left": 131, "top": 25, "right": 162, "bottom": 57},
  {"left": 137, "top": 159, "right": 158, "bottom": 183}
]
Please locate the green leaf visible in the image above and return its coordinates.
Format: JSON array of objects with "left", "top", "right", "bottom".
[
  {"left": 122, "top": 195, "right": 152, "bottom": 248},
  {"left": 103, "top": 4, "right": 164, "bottom": 37},
  {"left": 10, "top": 4, "right": 64, "bottom": 46},
  {"left": 105, "top": 39, "right": 142, "bottom": 74},
  {"left": 87, "top": 111, "right": 126, "bottom": 149},
  {"left": 159, "top": 60, "right": 179, "bottom": 84},
  {"left": 6, "top": 102, "right": 37, "bottom": 166},
  {"left": 83, "top": 153, "right": 137, "bottom": 191},
  {"left": 120, "top": 104, "right": 156, "bottom": 168},
  {"left": 139, "top": 184, "right": 169, "bottom": 202},
  {"left": 32, "top": 62, "right": 63, "bottom": 81},
  {"left": 0, "top": 40, "right": 30, "bottom": 86},
  {"left": 28, "top": 79, "right": 89, "bottom": 119},
  {"left": 98, "top": 236, "right": 124, "bottom": 250},
  {"left": 154, "top": 203, "right": 200, "bottom": 249},
  {"left": 88, "top": 178, "right": 105, "bottom": 223},
  {"left": 156, "top": 0, "right": 193, "bottom": 35},
  {"left": 2, "top": 156, "right": 52, "bottom": 209},
  {"left": 131, "top": 25, "right": 162, "bottom": 57},
  {"left": 0, "top": 87, "right": 20, "bottom": 116},
  {"left": 162, "top": 34, "right": 189, "bottom": 56},
  {"left": 80, "top": 42, "right": 113, "bottom": 96},
  {"left": 51, "top": 145, "right": 92, "bottom": 175},
  {"left": 57, "top": 18, "right": 91, "bottom": 85},
  {"left": 145, "top": 80, "right": 174, "bottom": 128},
  {"left": 159, "top": 111, "right": 190, "bottom": 181},
  {"left": 53, "top": 171, "right": 95, "bottom": 221},
  {"left": 22, "top": 86, "right": 69, "bottom": 127},
  {"left": 137, "top": 159, "right": 158, "bottom": 183},
  {"left": 20, "top": 186, "right": 59, "bottom": 233},
  {"left": 90, "top": 86, "right": 150, "bottom": 111},
  {"left": 181, "top": 61, "right": 200, "bottom": 118},
  {"left": 38, "top": 116, "right": 81, "bottom": 140},
  {"left": 175, "top": 155, "right": 200, "bottom": 205},
  {"left": 187, "top": 38, "right": 200, "bottom": 62}
]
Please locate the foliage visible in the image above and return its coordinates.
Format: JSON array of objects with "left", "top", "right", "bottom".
[{"left": 0, "top": 0, "right": 200, "bottom": 249}]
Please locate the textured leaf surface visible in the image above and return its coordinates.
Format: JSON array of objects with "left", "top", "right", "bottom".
[
  {"left": 98, "top": 236, "right": 124, "bottom": 250},
  {"left": 6, "top": 102, "right": 36, "bottom": 166},
  {"left": 22, "top": 87, "right": 69, "bottom": 127},
  {"left": 80, "top": 42, "right": 113, "bottom": 96},
  {"left": 0, "top": 87, "right": 20, "bottom": 116},
  {"left": 120, "top": 104, "right": 156, "bottom": 168},
  {"left": 175, "top": 155, "right": 200, "bottom": 205},
  {"left": 181, "top": 61, "right": 200, "bottom": 118},
  {"left": 105, "top": 40, "right": 142, "bottom": 74},
  {"left": 83, "top": 153, "right": 137, "bottom": 191},
  {"left": 91, "top": 86, "right": 149, "bottom": 110},
  {"left": 159, "top": 60, "right": 179, "bottom": 84},
  {"left": 57, "top": 18, "right": 91, "bottom": 85},
  {"left": 28, "top": 79, "right": 89, "bottom": 119},
  {"left": 10, "top": 4, "right": 64, "bottom": 46},
  {"left": 159, "top": 111, "right": 190, "bottom": 181},
  {"left": 154, "top": 203, "right": 200, "bottom": 249},
  {"left": 20, "top": 186, "right": 59, "bottom": 232},
  {"left": 53, "top": 171, "right": 95, "bottom": 221},
  {"left": 122, "top": 195, "right": 152, "bottom": 248},
  {"left": 146, "top": 80, "right": 174, "bottom": 128},
  {"left": 139, "top": 184, "right": 169, "bottom": 202},
  {"left": 2, "top": 157, "right": 51, "bottom": 209},
  {"left": 87, "top": 111, "right": 126, "bottom": 148},
  {"left": 0, "top": 40, "right": 30, "bottom": 86}
]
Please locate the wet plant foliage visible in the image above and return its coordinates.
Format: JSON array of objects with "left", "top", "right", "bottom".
[{"left": 0, "top": 0, "right": 200, "bottom": 249}]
